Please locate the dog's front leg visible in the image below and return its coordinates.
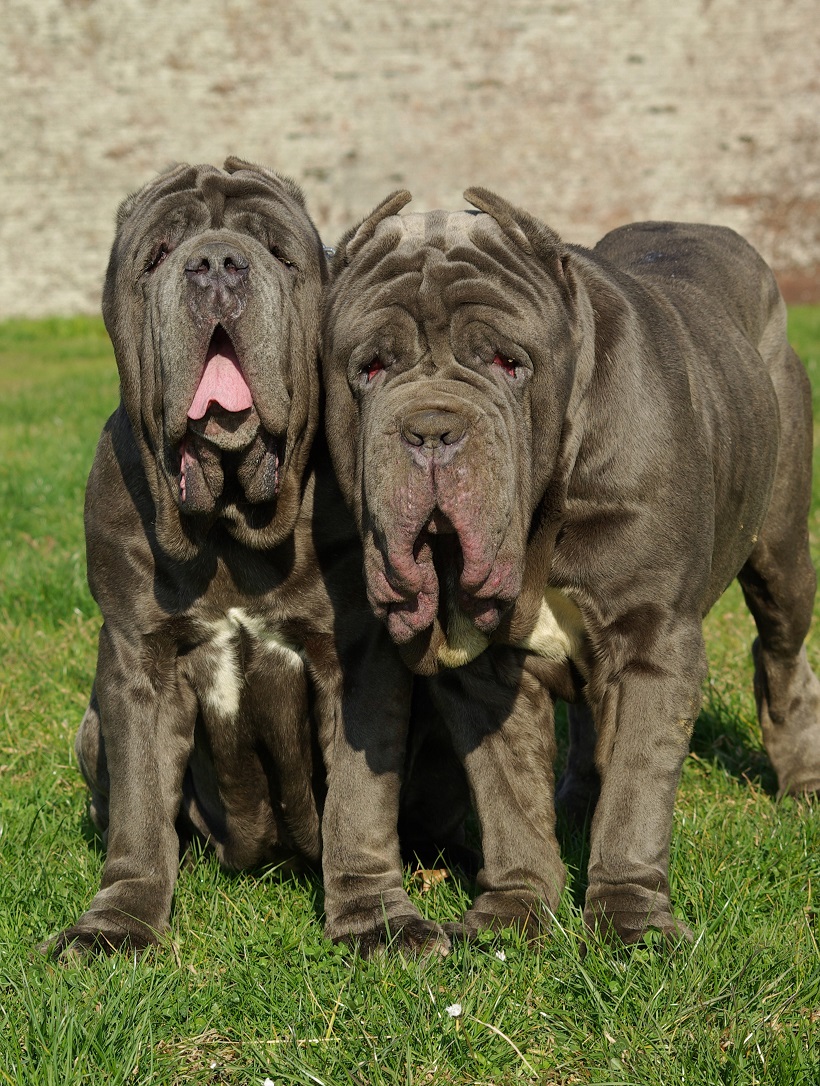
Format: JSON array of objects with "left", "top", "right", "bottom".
[
  {"left": 48, "top": 624, "right": 196, "bottom": 957},
  {"left": 319, "top": 638, "right": 450, "bottom": 957},
  {"left": 583, "top": 649, "right": 703, "bottom": 946},
  {"left": 431, "top": 651, "right": 566, "bottom": 940}
]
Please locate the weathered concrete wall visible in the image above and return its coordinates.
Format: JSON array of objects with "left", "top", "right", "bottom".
[{"left": 2, "top": 0, "right": 818, "bottom": 316}]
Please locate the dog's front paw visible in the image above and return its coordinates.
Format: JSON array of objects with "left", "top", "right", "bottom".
[
  {"left": 443, "top": 890, "right": 553, "bottom": 943},
  {"left": 41, "top": 910, "right": 163, "bottom": 960},
  {"left": 781, "top": 775, "right": 820, "bottom": 799},
  {"left": 353, "top": 915, "right": 451, "bottom": 959},
  {"left": 584, "top": 885, "right": 693, "bottom": 948},
  {"left": 325, "top": 888, "right": 450, "bottom": 959}
]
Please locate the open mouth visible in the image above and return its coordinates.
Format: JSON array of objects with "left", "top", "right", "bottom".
[
  {"left": 176, "top": 325, "right": 282, "bottom": 512},
  {"left": 376, "top": 510, "right": 512, "bottom": 645},
  {"left": 425, "top": 530, "right": 507, "bottom": 634},
  {"left": 189, "top": 325, "right": 253, "bottom": 417}
]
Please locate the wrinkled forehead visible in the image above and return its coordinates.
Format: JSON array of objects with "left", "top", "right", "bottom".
[
  {"left": 355, "top": 209, "right": 513, "bottom": 325},
  {"left": 122, "top": 162, "right": 306, "bottom": 236},
  {"left": 174, "top": 165, "right": 298, "bottom": 225}
]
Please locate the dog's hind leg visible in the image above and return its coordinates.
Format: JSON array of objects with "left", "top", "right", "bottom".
[
  {"left": 738, "top": 344, "right": 820, "bottom": 797},
  {"left": 74, "top": 685, "right": 110, "bottom": 841},
  {"left": 555, "top": 700, "right": 601, "bottom": 824}
]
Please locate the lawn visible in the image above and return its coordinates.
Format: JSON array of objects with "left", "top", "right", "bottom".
[{"left": 0, "top": 312, "right": 818, "bottom": 1085}]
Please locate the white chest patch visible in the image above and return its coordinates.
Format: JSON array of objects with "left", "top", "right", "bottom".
[
  {"left": 516, "top": 588, "right": 586, "bottom": 663},
  {"left": 437, "top": 608, "right": 491, "bottom": 669},
  {"left": 200, "top": 607, "right": 304, "bottom": 718},
  {"left": 436, "top": 588, "right": 586, "bottom": 670}
]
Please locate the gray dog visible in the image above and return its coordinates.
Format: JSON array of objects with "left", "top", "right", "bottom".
[
  {"left": 47, "top": 160, "right": 465, "bottom": 956},
  {"left": 320, "top": 187, "right": 820, "bottom": 949}
]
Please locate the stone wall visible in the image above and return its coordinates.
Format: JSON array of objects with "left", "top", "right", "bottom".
[{"left": 2, "top": 0, "right": 818, "bottom": 316}]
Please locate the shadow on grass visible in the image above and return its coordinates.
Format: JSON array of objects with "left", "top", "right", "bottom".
[
  {"left": 690, "top": 683, "right": 778, "bottom": 796},
  {"left": 73, "top": 803, "right": 328, "bottom": 927},
  {"left": 77, "top": 810, "right": 106, "bottom": 856}
]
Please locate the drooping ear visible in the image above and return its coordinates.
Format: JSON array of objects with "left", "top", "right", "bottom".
[
  {"left": 330, "top": 189, "right": 413, "bottom": 274},
  {"left": 463, "top": 186, "right": 537, "bottom": 251},
  {"left": 115, "top": 163, "right": 197, "bottom": 228},
  {"left": 463, "top": 186, "right": 575, "bottom": 296},
  {"left": 223, "top": 155, "right": 256, "bottom": 174}
]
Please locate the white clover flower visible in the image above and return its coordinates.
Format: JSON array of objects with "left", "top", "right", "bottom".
[
  {"left": 446, "top": 1003, "right": 462, "bottom": 1018},
  {"left": 495, "top": 949, "right": 507, "bottom": 962}
]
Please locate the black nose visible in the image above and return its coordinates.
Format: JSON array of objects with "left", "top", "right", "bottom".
[{"left": 400, "top": 409, "right": 467, "bottom": 450}]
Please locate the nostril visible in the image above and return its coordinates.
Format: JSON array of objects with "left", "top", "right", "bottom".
[
  {"left": 401, "top": 409, "right": 466, "bottom": 450},
  {"left": 223, "top": 254, "right": 249, "bottom": 274},
  {"left": 185, "top": 256, "right": 211, "bottom": 278},
  {"left": 184, "top": 248, "right": 250, "bottom": 281}
]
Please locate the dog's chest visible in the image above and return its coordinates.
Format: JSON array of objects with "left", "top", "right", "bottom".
[
  {"left": 192, "top": 606, "right": 305, "bottom": 719},
  {"left": 517, "top": 589, "right": 587, "bottom": 662},
  {"left": 440, "top": 588, "right": 587, "bottom": 669}
]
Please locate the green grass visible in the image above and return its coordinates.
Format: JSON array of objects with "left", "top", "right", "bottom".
[{"left": 1, "top": 312, "right": 819, "bottom": 1085}]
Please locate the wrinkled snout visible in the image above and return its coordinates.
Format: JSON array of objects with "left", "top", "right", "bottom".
[
  {"left": 185, "top": 241, "right": 250, "bottom": 324},
  {"left": 163, "top": 236, "right": 284, "bottom": 515},
  {"left": 362, "top": 390, "right": 525, "bottom": 647}
]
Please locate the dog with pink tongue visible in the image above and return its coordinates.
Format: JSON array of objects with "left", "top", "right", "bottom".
[{"left": 45, "top": 160, "right": 467, "bottom": 959}]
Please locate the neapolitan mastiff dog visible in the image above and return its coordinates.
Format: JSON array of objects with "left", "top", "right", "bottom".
[
  {"left": 45, "top": 160, "right": 467, "bottom": 957},
  {"left": 320, "top": 187, "right": 820, "bottom": 949}
]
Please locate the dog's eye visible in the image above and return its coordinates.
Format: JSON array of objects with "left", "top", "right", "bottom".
[
  {"left": 270, "top": 246, "right": 296, "bottom": 270},
  {"left": 362, "top": 356, "right": 385, "bottom": 383},
  {"left": 492, "top": 353, "right": 519, "bottom": 378},
  {"left": 143, "top": 243, "right": 169, "bottom": 275}
]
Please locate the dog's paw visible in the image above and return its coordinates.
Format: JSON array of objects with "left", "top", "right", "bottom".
[
  {"left": 349, "top": 915, "right": 451, "bottom": 960},
  {"left": 331, "top": 914, "right": 451, "bottom": 960},
  {"left": 443, "top": 890, "right": 553, "bottom": 943},
  {"left": 40, "top": 913, "right": 161, "bottom": 960},
  {"left": 325, "top": 889, "right": 450, "bottom": 959},
  {"left": 781, "top": 776, "right": 820, "bottom": 800},
  {"left": 584, "top": 886, "right": 693, "bottom": 948}
]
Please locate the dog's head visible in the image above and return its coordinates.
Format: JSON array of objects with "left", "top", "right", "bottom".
[
  {"left": 322, "top": 188, "right": 595, "bottom": 673},
  {"left": 104, "top": 157, "right": 327, "bottom": 558}
]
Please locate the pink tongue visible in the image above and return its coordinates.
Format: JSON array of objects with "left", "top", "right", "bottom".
[{"left": 188, "top": 332, "right": 253, "bottom": 419}]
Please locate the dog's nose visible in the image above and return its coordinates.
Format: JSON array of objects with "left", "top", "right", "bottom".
[
  {"left": 401, "top": 409, "right": 467, "bottom": 451},
  {"left": 184, "top": 244, "right": 250, "bottom": 289}
]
